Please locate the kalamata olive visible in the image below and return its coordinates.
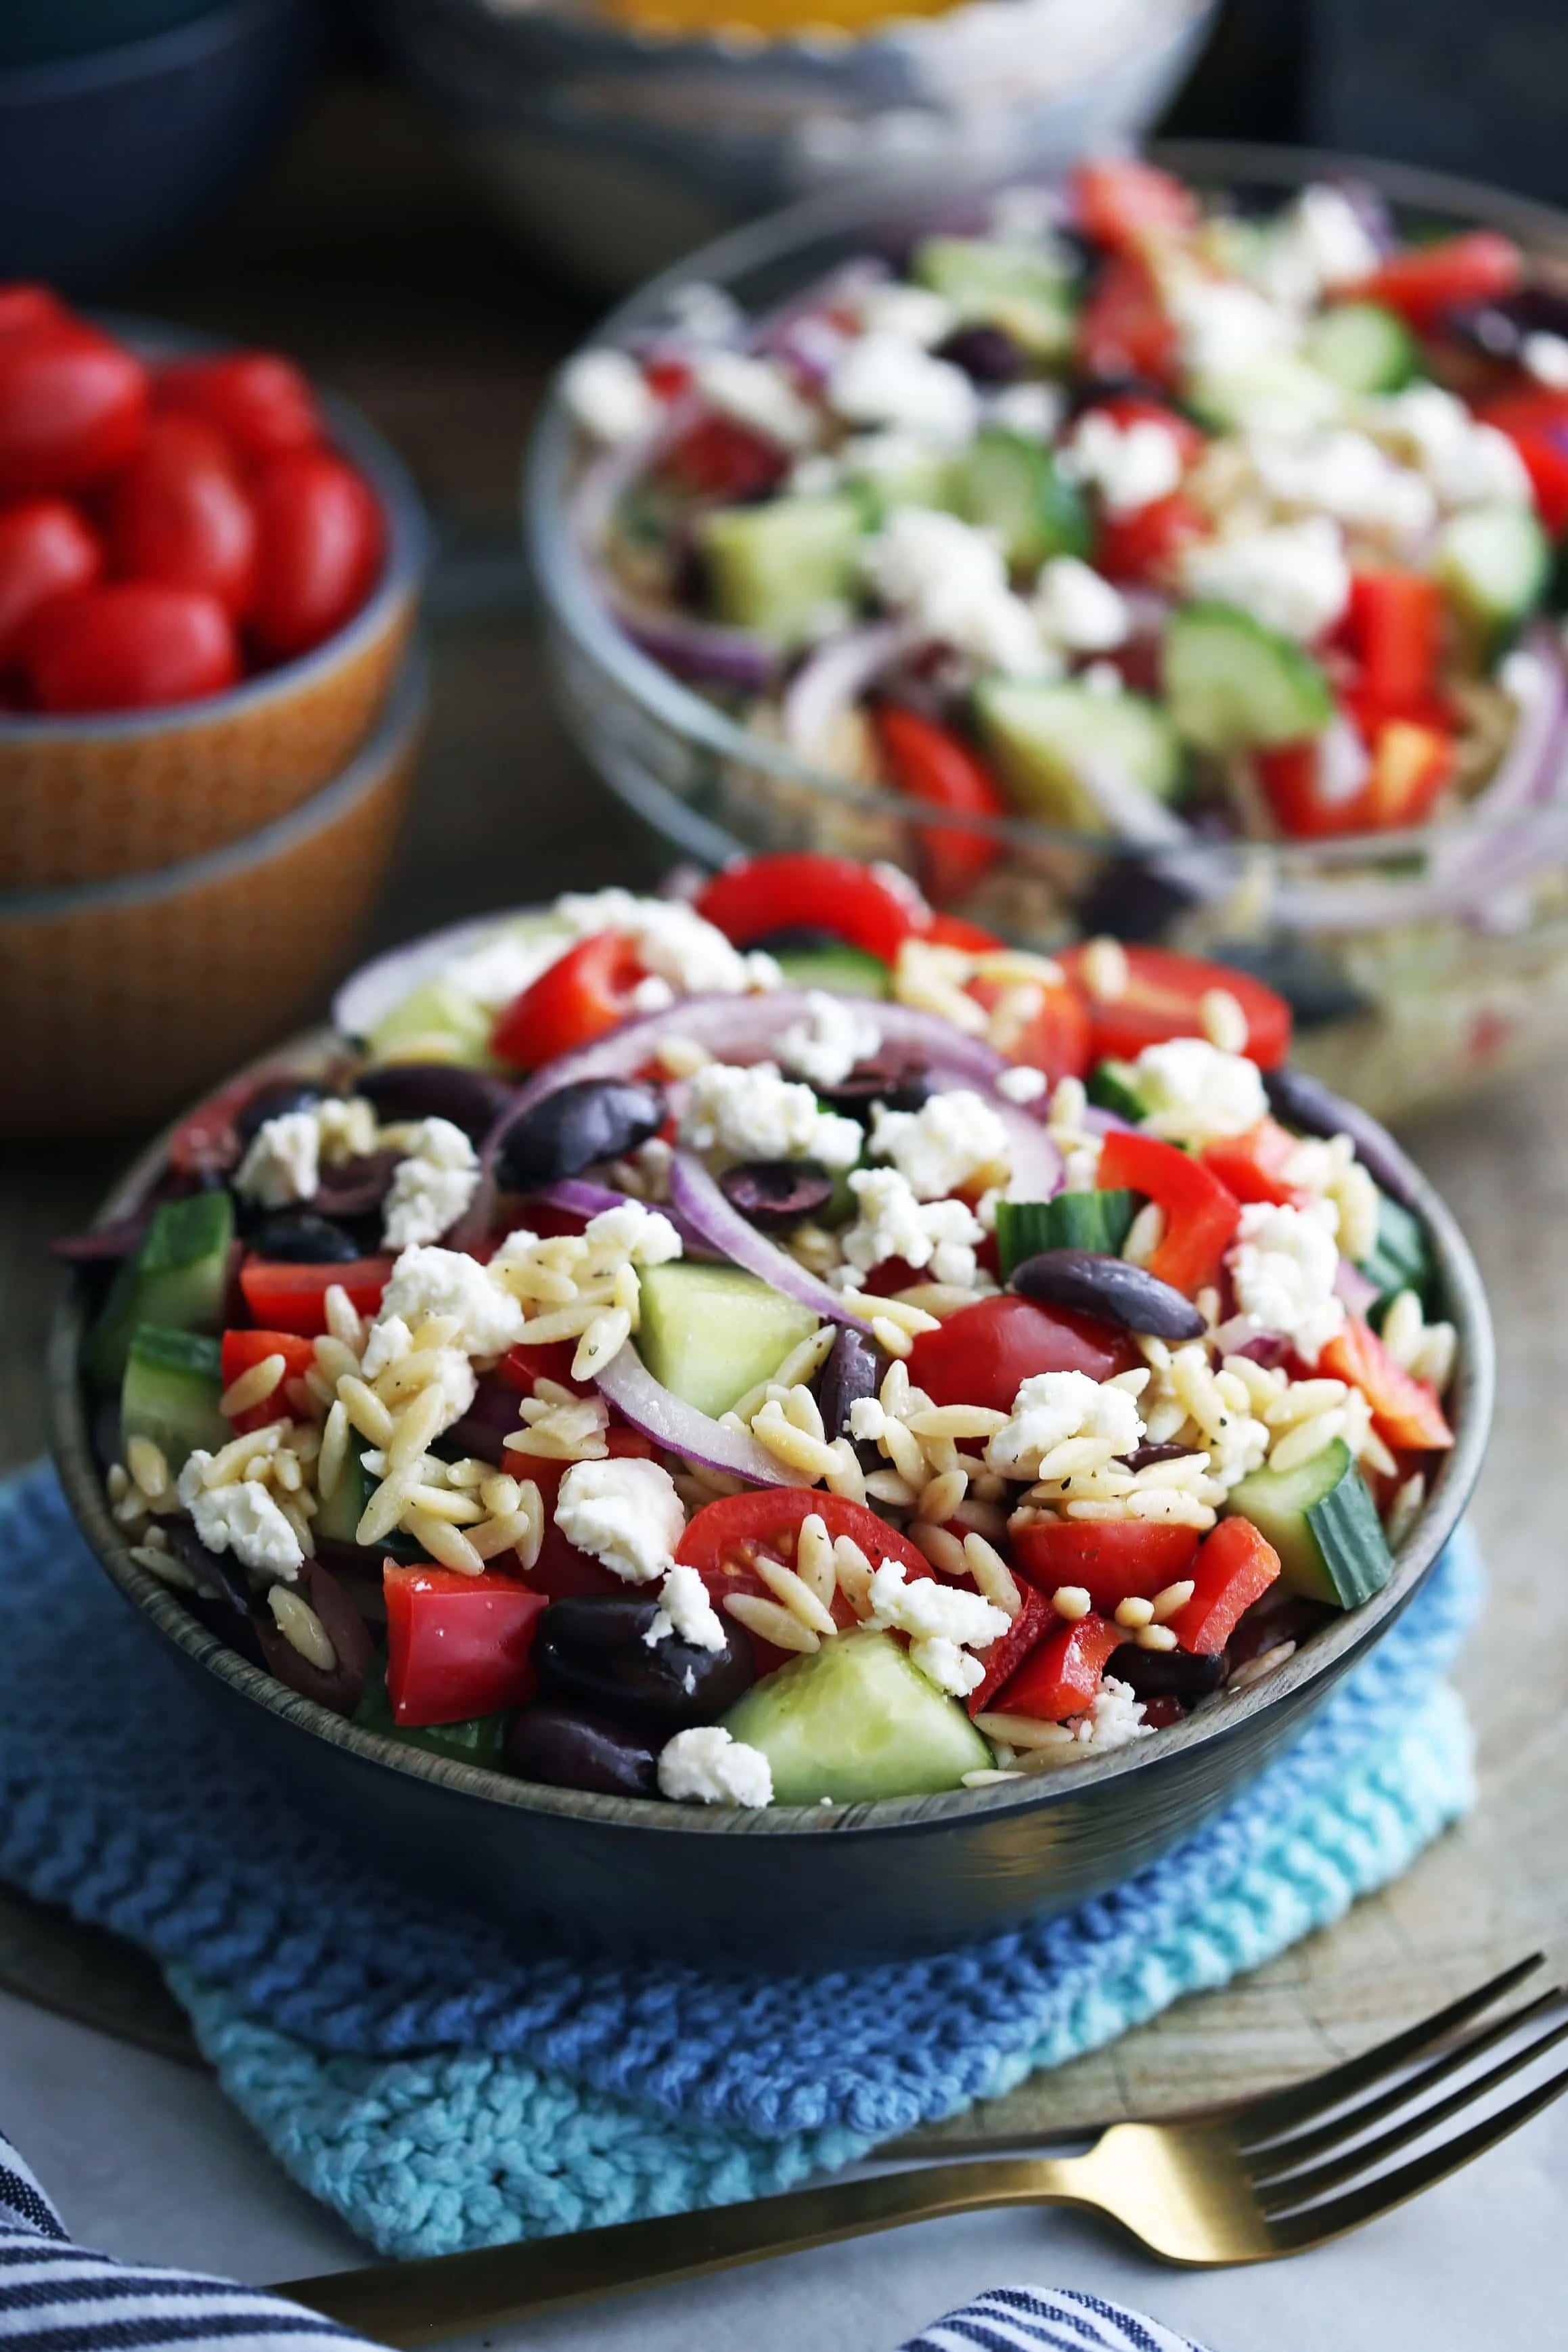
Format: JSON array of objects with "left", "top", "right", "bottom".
[
  {"left": 311, "top": 1149, "right": 404, "bottom": 1220},
  {"left": 506, "top": 1704, "right": 659, "bottom": 1797},
  {"left": 816, "top": 1323, "right": 882, "bottom": 1463},
  {"left": 1226, "top": 1593, "right": 1336, "bottom": 1670},
  {"left": 1262, "top": 1067, "right": 1420, "bottom": 1210},
  {"left": 719, "top": 1157, "right": 834, "bottom": 1230},
  {"left": 937, "top": 324, "right": 1027, "bottom": 383},
  {"left": 1108, "top": 1642, "right": 1227, "bottom": 1706},
  {"left": 818, "top": 1059, "right": 935, "bottom": 1121},
  {"left": 495, "top": 1080, "right": 663, "bottom": 1193},
  {"left": 442, "top": 1371, "right": 524, "bottom": 1467},
  {"left": 1119, "top": 1442, "right": 1199, "bottom": 1473},
  {"left": 233, "top": 1078, "right": 325, "bottom": 1145},
  {"left": 253, "top": 1559, "right": 375, "bottom": 1718},
  {"left": 357, "top": 1061, "right": 516, "bottom": 1143},
  {"left": 536, "top": 1595, "right": 753, "bottom": 1729},
  {"left": 1447, "top": 286, "right": 1568, "bottom": 359},
  {"left": 1011, "top": 1249, "right": 1205, "bottom": 1340},
  {"left": 248, "top": 1212, "right": 363, "bottom": 1264},
  {"left": 1064, "top": 371, "right": 1175, "bottom": 419},
  {"left": 164, "top": 1517, "right": 253, "bottom": 1617}
]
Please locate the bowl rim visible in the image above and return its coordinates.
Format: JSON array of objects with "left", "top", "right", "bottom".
[
  {"left": 46, "top": 923, "right": 1496, "bottom": 1843},
  {"left": 0, "top": 0, "right": 311, "bottom": 106},
  {"left": 0, "top": 319, "right": 428, "bottom": 749},
  {"left": 523, "top": 137, "right": 1568, "bottom": 879}
]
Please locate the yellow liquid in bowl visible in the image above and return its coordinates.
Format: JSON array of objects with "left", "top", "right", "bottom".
[{"left": 597, "top": 0, "right": 968, "bottom": 39}]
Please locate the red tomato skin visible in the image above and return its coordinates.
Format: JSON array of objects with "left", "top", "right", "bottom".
[
  {"left": 966, "top": 1578, "right": 1054, "bottom": 1717},
  {"left": 491, "top": 931, "right": 646, "bottom": 1070},
  {"left": 107, "top": 415, "right": 258, "bottom": 619},
  {"left": 248, "top": 447, "right": 384, "bottom": 659},
  {"left": 968, "top": 972, "right": 1092, "bottom": 1087},
  {"left": 695, "top": 851, "right": 927, "bottom": 962},
  {"left": 1343, "top": 231, "right": 1522, "bottom": 328},
  {"left": 1075, "top": 254, "right": 1180, "bottom": 387},
  {"left": 506, "top": 1432, "right": 661, "bottom": 1600},
  {"left": 1071, "top": 160, "right": 1199, "bottom": 252},
  {"left": 1059, "top": 941, "right": 1293, "bottom": 1069},
  {"left": 874, "top": 703, "right": 1006, "bottom": 904},
  {"left": 908, "top": 1295, "right": 1139, "bottom": 1415},
  {"left": 219, "top": 1329, "right": 317, "bottom": 1433},
  {"left": 22, "top": 581, "right": 238, "bottom": 713},
  {"left": 678, "top": 1489, "right": 933, "bottom": 1675},
  {"left": 497, "top": 1339, "right": 593, "bottom": 1398},
  {"left": 665, "top": 414, "right": 786, "bottom": 501},
  {"left": 1167, "top": 1516, "right": 1280, "bottom": 1656},
  {"left": 993, "top": 1610, "right": 1122, "bottom": 1721},
  {"left": 1319, "top": 1318, "right": 1454, "bottom": 1452},
  {"left": 1094, "top": 489, "right": 1208, "bottom": 587},
  {"left": 0, "top": 286, "right": 68, "bottom": 340},
  {"left": 0, "top": 497, "right": 102, "bottom": 664},
  {"left": 1009, "top": 1519, "right": 1202, "bottom": 1610},
  {"left": 0, "top": 322, "right": 150, "bottom": 499},
  {"left": 384, "top": 1563, "right": 547, "bottom": 1727},
  {"left": 158, "top": 351, "right": 321, "bottom": 466},
  {"left": 238, "top": 1254, "right": 393, "bottom": 1337},
  {"left": 1201, "top": 1118, "right": 1307, "bottom": 1208}
]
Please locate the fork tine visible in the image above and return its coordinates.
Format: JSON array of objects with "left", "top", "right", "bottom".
[
  {"left": 1262, "top": 2053, "right": 1568, "bottom": 2255},
  {"left": 1242, "top": 1988, "right": 1565, "bottom": 2173},
  {"left": 1230, "top": 1953, "right": 1545, "bottom": 2147}
]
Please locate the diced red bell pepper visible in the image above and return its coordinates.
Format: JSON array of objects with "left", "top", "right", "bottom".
[
  {"left": 491, "top": 930, "right": 646, "bottom": 1071},
  {"left": 908, "top": 1293, "right": 1140, "bottom": 1415},
  {"left": 1201, "top": 1117, "right": 1307, "bottom": 1208},
  {"left": 1167, "top": 1516, "right": 1281, "bottom": 1656},
  {"left": 1009, "top": 1518, "right": 1201, "bottom": 1610},
  {"left": 497, "top": 1338, "right": 593, "bottom": 1398},
  {"left": 992, "top": 1610, "right": 1122, "bottom": 1722},
  {"left": 1094, "top": 489, "right": 1208, "bottom": 587},
  {"left": 1071, "top": 160, "right": 1198, "bottom": 253},
  {"left": 1258, "top": 715, "right": 1452, "bottom": 840},
  {"left": 219, "top": 1327, "right": 316, "bottom": 1432},
  {"left": 1096, "top": 1129, "right": 1242, "bottom": 1296},
  {"left": 965, "top": 1578, "right": 1054, "bottom": 1718},
  {"left": 1319, "top": 1318, "right": 1455, "bottom": 1452},
  {"left": 967, "top": 972, "right": 1092, "bottom": 1086},
  {"left": 1341, "top": 231, "right": 1523, "bottom": 329},
  {"left": 1058, "top": 942, "right": 1293, "bottom": 1068},
  {"left": 384, "top": 1562, "right": 547, "bottom": 1727},
  {"left": 1075, "top": 254, "right": 1181, "bottom": 389},
  {"left": 664, "top": 413, "right": 787, "bottom": 502},
  {"left": 874, "top": 703, "right": 1006, "bottom": 904},
  {"left": 1345, "top": 571, "right": 1443, "bottom": 716},
  {"left": 238, "top": 1253, "right": 393, "bottom": 1337},
  {"left": 694, "top": 851, "right": 926, "bottom": 962}
]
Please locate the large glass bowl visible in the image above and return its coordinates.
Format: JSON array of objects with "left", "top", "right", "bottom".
[{"left": 527, "top": 141, "right": 1568, "bottom": 1126}]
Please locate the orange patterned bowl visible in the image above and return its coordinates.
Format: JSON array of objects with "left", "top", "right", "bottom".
[
  {"left": 0, "top": 648, "right": 426, "bottom": 1138},
  {"left": 0, "top": 337, "right": 428, "bottom": 893}
]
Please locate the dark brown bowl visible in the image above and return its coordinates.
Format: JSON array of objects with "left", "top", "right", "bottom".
[{"left": 46, "top": 1045, "right": 1493, "bottom": 1966}]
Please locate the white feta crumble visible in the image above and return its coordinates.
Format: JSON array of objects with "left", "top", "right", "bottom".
[
  {"left": 848, "top": 1395, "right": 887, "bottom": 1444},
  {"left": 1368, "top": 384, "right": 1532, "bottom": 508},
  {"left": 1073, "top": 1676, "right": 1151, "bottom": 1752},
  {"left": 552, "top": 888, "right": 778, "bottom": 998},
  {"left": 235, "top": 1109, "right": 320, "bottom": 1207},
  {"left": 1245, "top": 427, "right": 1437, "bottom": 548},
  {"left": 1263, "top": 184, "right": 1382, "bottom": 303},
  {"left": 680, "top": 1061, "right": 862, "bottom": 1170},
  {"left": 1226, "top": 1199, "right": 1346, "bottom": 1362},
  {"left": 644, "top": 1559, "right": 726, "bottom": 1653},
  {"left": 868, "top": 1561, "right": 1009, "bottom": 1695},
  {"left": 176, "top": 1459, "right": 303, "bottom": 1581},
  {"left": 560, "top": 348, "right": 659, "bottom": 446},
  {"left": 381, "top": 1118, "right": 480, "bottom": 1251},
  {"left": 359, "top": 1314, "right": 411, "bottom": 1383},
  {"left": 1171, "top": 277, "right": 1297, "bottom": 374},
  {"left": 868, "top": 1087, "right": 1010, "bottom": 1200},
  {"left": 996, "top": 1063, "right": 1048, "bottom": 1104},
  {"left": 838, "top": 1167, "right": 985, "bottom": 1288},
  {"left": 631, "top": 974, "right": 677, "bottom": 1015},
  {"left": 828, "top": 332, "right": 978, "bottom": 446},
  {"left": 1524, "top": 332, "right": 1568, "bottom": 391},
  {"left": 1032, "top": 556, "right": 1130, "bottom": 653},
  {"left": 1060, "top": 411, "right": 1184, "bottom": 515},
  {"left": 582, "top": 1199, "right": 684, "bottom": 1267},
  {"left": 1081, "top": 659, "right": 1125, "bottom": 698},
  {"left": 691, "top": 349, "right": 818, "bottom": 451},
  {"left": 855, "top": 281, "right": 957, "bottom": 349},
  {"left": 1180, "top": 514, "right": 1350, "bottom": 640},
  {"left": 657, "top": 1725, "right": 774, "bottom": 1807},
  {"left": 442, "top": 925, "right": 573, "bottom": 1014},
  {"left": 664, "top": 280, "right": 744, "bottom": 345},
  {"left": 1133, "top": 1037, "right": 1268, "bottom": 1145},
  {"left": 777, "top": 990, "right": 882, "bottom": 1090},
  {"left": 377, "top": 1243, "right": 525, "bottom": 1361},
  {"left": 862, "top": 507, "right": 1049, "bottom": 677},
  {"left": 986, "top": 1369, "right": 1144, "bottom": 1480},
  {"left": 555, "top": 1457, "right": 688, "bottom": 1586},
  {"left": 985, "top": 381, "right": 1065, "bottom": 442}
]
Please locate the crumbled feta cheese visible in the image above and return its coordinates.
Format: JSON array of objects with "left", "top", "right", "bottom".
[
  {"left": 443, "top": 926, "right": 572, "bottom": 1013},
  {"left": 1524, "top": 332, "right": 1568, "bottom": 391},
  {"left": 644, "top": 1558, "right": 726, "bottom": 1652},
  {"left": 1181, "top": 515, "right": 1350, "bottom": 640},
  {"left": 376, "top": 1244, "right": 525, "bottom": 1360},
  {"left": 855, "top": 282, "right": 956, "bottom": 349},
  {"left": 691, "top": 349, "right": 818, "bottom": 451},
  {"left": 777, "top": 990, "right": 882, "bottom": 1090},
  {"left": 839, "top": 1168, "right": 985, "bottom": 1288},
  {"left": 552, "top": 889, "right": 777, "bottom": 999},
  {"left": 829, "top": 333, "right": 978, "bottom": 447},
  {"left": 863, "top": 507, "right": 1048, "bottom": 677},
  {"left": 1074, "top": 1675, "right": 1151, "bottom": 1751},
  {"left": 1033, "top": 556, "right": 1130, "bottom": 652},
  {"left": 631, "top": 974, "right": 677, "bottom": 1015},
  {"left": 681, "top": 1061, "right": 861, "bottom": 1170},
  {"left": 1171, "top": 277, "right": 1297, "bottom": 374},
  {"left": 868, "top": 1087, "right": 1010, "bottom": 1200},
  {"left": 359, "top": 1314, "right": 411, "bottom": 1382},
  {"left": 1227, "top": 1198, "right": 1346, "bottom": 1362},
  {"left": 985, "top": 381, "right": 1065, "bottom": 442},
  {"left": 1060, "top": 412, "right": 1184, "bottom": 515},
  {"left": 868, "top": 1560, "right": 1009, "bottom": 1694},
  {"left": 560, "top": 348, "right": 659, "bottom": 446},
  {"left": 1081, "top": 659, "right": 1125, "bottom": 698},
  {"left": 849, "top": 1395, "right": 887, "bottom": 1444},
  {"left": 1133, "top": 1037, "right": 1268, "bottom": 1145},
  {"left": 986, "top": 1369, "right": 1144, "bottom": 1480},
  {"left": 581, "top": 1199, "right": 684, "bottom": 1266},
  {"left": 1246, "top": 428, "right": 1437, "bottom": 549},
  {"left": 381, "top": 1118, "right": 480, "bottom": 1251},
  {"left": 657, "top": 1725, "right": 774, "bottom": 1807},
  {"left": 1264, "top": 185, "right": 1382, "bottom": 303},
  {"left": 996, "top": 1063, "right": 1048, "bottom": 1104},
  {"left": 176, "top": 1459, "right": 303, "bottom": 1581},
  {"left": 235, "top": 1109, "right": 320, "bottom": 1207},
  {"left": 556, "top": 1457, "right": 687, "bottom": 1586},
  {"left": 1368, "top": 385, "right": 1532, "bottom": 508},
  {"left": 664, "top": 280, "right": 743, "bottom": 345},
  {"left": 987, "top": 185, "right": 1062, "bottom": 245},
  {"left": 907, "top": 1637, "right": 988, "bottom": 1698}
]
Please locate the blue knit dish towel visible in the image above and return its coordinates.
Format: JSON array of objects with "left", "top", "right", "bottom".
[{"left": 0, "top": 1464, "right": 1481, "bottom": 2261}]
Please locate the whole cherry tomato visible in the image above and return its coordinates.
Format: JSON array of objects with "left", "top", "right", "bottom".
[
  {"left": 158, "top": 351, "right": 321, "bottom": 466},
  {"left": 248, "top": 448, "right": 384, "bottom": 659},
  {"left": 23, "top": 582, "right": 239, "bottom": 714},
  {"left": 0, "top": 321, "right": 149, "bottom": 498},
  {"left": 108, "top": 414, "right": 258, "bottom": 619},
  {"left": 0, "top": 499, "right": 102, "bottom": 665}
]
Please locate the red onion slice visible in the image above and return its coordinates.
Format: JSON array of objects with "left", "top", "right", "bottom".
[
  {"left": 596, "top": 1346, "right": 811, "bottom": 1487},
  {"left": 533, "top": 1178, "right": 707, "bottom": 1253},
  {"left": 989, "top": 1101, "right": 1065, "bottom": 1201},
  {"left": 668, "top": 1151, "right": 866, "bottom": 1325},
  {"left": 1209, "top": 1316, "right": 1290, "bottom": 1366},
  {"left": 782, "top": 621, "right": 913, "bottom": 762},
  {"left": 1335, "top": 1256, "right": 1381, "bottom": 1318}
]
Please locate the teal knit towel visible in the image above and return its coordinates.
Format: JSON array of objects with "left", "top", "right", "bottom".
[{"left": 0, "top": 1465, "right": 1480, "bottom": 2259}]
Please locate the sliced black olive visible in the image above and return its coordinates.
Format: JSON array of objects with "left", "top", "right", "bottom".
[
  {"left": 937, "top": 324, "right": 1026, "bottom": 383},
  {"left": 536, "top": 1595, "right": 753, "bottom": 1729},
  {"left": 506, "top": 1705, "right": 659, "bottom": 1798},
  {"left": 1064, "top": 370, "right": 1177, "bottom": 419},
  {"left": 357, "top": 1062, "right": 516, "bottom": 1143},
  {"left": 1119, "top": 1442, "right": 1199, "bottom": 1473},
  {"left": 233, "top": 1078, "right": 326, "bottom": 1145},
  {"left": 248, "top": 1212, "right": 364, "bottom": 1264},
  {"left": 311, "top": 1149, "right": 404, "bottom": 1220},
  {"left": 164, "top": 1519, "right": 254, "bottom": 1618},
  {"left": 1011, "top": 1248, "right": 1205, "bottom": 1340},
  {"left": 1108, "top": 1642, "right": 1227, "bottom": 1706},
  {"left": 1261, "top": 1067, "right": 1420, "bottom": 1209},
  {"left": 816, "top": 1323, "right": 884, "bottom": 1470},
  {"left": 818, "top": 1059, "right": 935, "bottom": 1122},
  {"left": 252, "top": 1559, "right": 375, "bottom": 1718},
  {"left": 495, "top": 1079, "right": 663, "bottom": 1193},
  {"left": 1446, "top": 286, "right": 1568, "bottom": 359},
  {"left": 719, "top": 1157, "right": 834, "bottom": 1230}
]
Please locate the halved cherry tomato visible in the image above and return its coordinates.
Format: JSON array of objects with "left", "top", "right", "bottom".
[
  {"left": 1060, "top": 941, "right": 1292, "bottom": 1069},
  {"left": 1259, "top": 717, "right": 1452, "bottom": 840},
  {"left": 248, "top": 447, "right": 383, "bottom": 660},
  {"left": 1345, "top": 571, "right": 1443, "bottom": 717},
  {"left": 384, "top": 1561, "right": 547, "bottom": 1726},
  {"left": 1075, "top": 253, "right": 1180, "bottom": 388},
  {"left": 1341, "top": 231, "right": 1522, "bottom": 329},
  {"left": 238, "top": 1253, "right": 393, "bottom": 1337},
  {"left": 678, "top": 1488, "right": 933, "bottom": 1674},
  {"left": 219, "top": 1329, "right": 317, "bottom": 1433},
  {"left": 665, "top": 414, "right": 787, "bottom": 502},
  {"left": 874, "top": 703, "right": 1006, "bottom": 904},
  {"left": 508, "top": 1430, "right": 661, "bottom": 1600},
  {"left": 0, "top": 320, "right": 149, "bottom": 498},
  {"left": 1319, "top": 1318, "right": 1454, "bottom": 1452},
  {"left": 993, "top": 1610, "right": 1122, "bottom": 1721},
  {"left": 0, "top": 497, "right": 101, "bottom": 665},
  {"left": 695, "top": 851, "right": 928, "bottom": 962},
  {"left": 158, "top": 351, "right": 322, "bottom": 466},
  {"left": 968, "top": 971, "right": 1092, "bottom": 1086},
  {"left": 107, "top": 414, "right": 257, "bottom": 620},
  {"left": 22, "top": 581, "right": 238, "bottom": 713},
  {"left": 1201, "top": 1117, "right": 1307, "bottom": 1208},
  {"left": 0, "top": 286, "right": 67, "bottom": 341},
  {"left": 966, "top": 1578, "right": 1054, "bottom": 1718},
  {"left": 497, "top": 1338, "right": 593, "bottom": 1398},
  {"left": 925, "top": 911, "right": 1004, "bottom": 952},
  {"left": 491, "top": 930, "right": 646, "bottom": 1069},
  {"left": 1097, "top": 1129, "right": 1242, "bottom": 1297},
  {"left": 908, "top": 1294, "right": 1139, "bottom": 1415},
  {"left": 1008, "top": 1519, "right": 1201, "bottom": 1610},
  {"left": 1167, "top": 1516, "right": 1280, "bottom": 1656},
  {"left": 1071, "top": 160, "right": 1198, "bottom": 253},
  {"left": 1094, "top": 489, "right": 1208, "bottom": 587}
]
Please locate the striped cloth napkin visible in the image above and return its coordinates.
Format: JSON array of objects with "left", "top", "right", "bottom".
[{"left": 0, "top": 2127, "right": 1208, "bottom": 2352}]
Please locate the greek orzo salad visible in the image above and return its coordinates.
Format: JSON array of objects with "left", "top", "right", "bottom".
[{"left": 74, "top": 852, "right": 1458, "bottom": 1809}]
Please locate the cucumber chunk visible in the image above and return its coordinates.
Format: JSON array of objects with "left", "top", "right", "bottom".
[
  {"left": 367, "top": 976, "right": 503, "bottom": 1070},
  {"left": 1301, "top": 303, "right": 1418, "bottom": 395},
  {"left": 974, "top": 679, "right": 1186, "bottom": 830},
  {"left": 954, "top": 430, "right": 1090, "bottom": 573},
  {"left": 723, "top": 1626, "right": 991, "bottom": 1803},
  {"left": 637, "top": 1263, "right": 820, "bottom": 1421},
  {"left": 995, "top": 1189, "right": 1140, "bottom": 1279},
  {"left": 1434, "top": 503, "right": 1550, "bottom": 652},
  {"left": 1228, "top": 1439, "right": 1394, "bottom": 1608},
  {"left": 120, "top": 1327, "right": 227, "bottom": 1475},
  {"left": 843, "top": 443, "right": 960, "bottom": 523},
  {"left": 1086, "top": 1059, "right": 1152, "bottom": 1123},
  {"left": 315, "top": 1435, "right": 374, "bottom": 1547},
  {"left": 89, "top": 1190, "right": 236, "bottom": 1388},
  {"left": 910, "top": 236, "right": 1075, "bottom": 362},
  {"left": 1162, "top": 602, "right": 1335, "bottom": 754},
  {"left": 698, "top": 495, "right": 866, "bottom": 647},
  {"left": 1359, "top": 1190, "right": 1435, "bottom": 1316},
  {"left": 1186, "top": 352, "right": 1346, "bottom": 435},
  {"left": 769, "top": 944, "right": 891, "bottom": 999}
]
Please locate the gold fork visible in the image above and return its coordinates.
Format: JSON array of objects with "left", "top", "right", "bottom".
[{"left": 281, "top": 1955, "right": 1566, "bottom": 2348}]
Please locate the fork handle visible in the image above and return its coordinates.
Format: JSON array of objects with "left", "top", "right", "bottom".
[{"left": 279, "top": 2154, "right": 1090, "bottom": 2347}]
